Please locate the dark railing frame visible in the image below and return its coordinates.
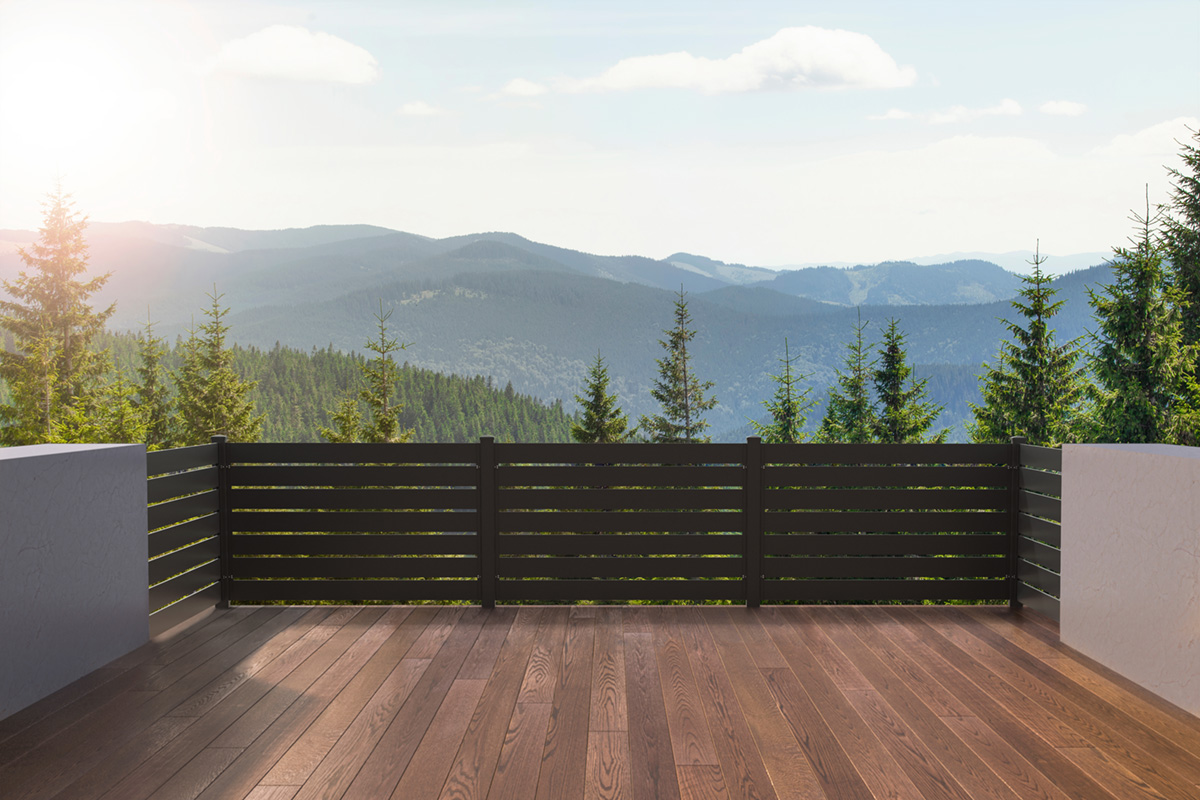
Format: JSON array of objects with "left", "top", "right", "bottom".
[{"left": 145, "top": 435, "right": 1063, "bottom": 635}]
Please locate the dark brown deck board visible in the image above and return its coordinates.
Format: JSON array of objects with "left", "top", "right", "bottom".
[{"left": 3, "top": 605, "right": 1197, "bottom": 800}]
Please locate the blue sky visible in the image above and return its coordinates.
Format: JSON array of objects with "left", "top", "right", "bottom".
[{"left": 1, "top": 0, "right": 1197, "bottom": 267}]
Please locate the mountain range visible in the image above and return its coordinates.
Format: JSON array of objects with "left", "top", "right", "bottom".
[{"left": 0, "top": 223, "right": 1114, "bottom": 440}]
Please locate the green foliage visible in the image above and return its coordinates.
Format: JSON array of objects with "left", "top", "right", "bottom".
[
  {"left": 1163, "top": 127, "right": 1200, "bottom": 354},
  {"left": 817, "top": 313, "right": 877, "bottom": 443},
  {"left": 969, "top": 246, "right": 1083, "bottom": 446},
  {"left": 638, "top": 288, "right": 718, "bottom": 443},
  {"left": 1086, "top": 199, "right": 1200, "bottom": 444},
  {"left": 873, "top": 319, "right": 947, "bottom": 443},
  {"left": 133, "top": 319, "right": 175, "bottom": 449},
  {"left": 0, "top": 187, "right": 113, "bottom": 444},
  {"left": 571, "top": 352, "right": 629, "bottom": 443},
  {"left": 174, "top": 291, "right": 265, "bottom": 444},
  {"left": 51, "top": 371, "right": 148, "bottom": 445},
  {"left": 319, "top": 301, "right": 415, "bottom": 444},
  {"left": 750, "top": 338, "right": 814, "bottom": 443}
]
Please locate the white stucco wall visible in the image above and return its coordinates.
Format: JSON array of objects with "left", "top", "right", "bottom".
[
  {"left": 0, "top": 444, "right": 148, "bottom": 720},
  {"left": 1061, "top": 443, "right": 1200, "bottom": 715}
]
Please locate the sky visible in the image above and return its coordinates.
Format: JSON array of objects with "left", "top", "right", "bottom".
[{"left": 0, "top": 0, "right": 1197, "bottom": 268}]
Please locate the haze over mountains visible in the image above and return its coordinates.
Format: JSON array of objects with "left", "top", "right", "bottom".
[{"left": 0, "top": 223, "right": 1114, "bottom": 439}]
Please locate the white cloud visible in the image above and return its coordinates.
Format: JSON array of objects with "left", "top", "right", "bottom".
[
  {"left": 400, "top": 101, "right": 445, "bottom": 116},
  {"left": 501, "top": 78, "right": 548, "bottom": 97},
  {"left": 868, "top": 108, "right": 914, "bottom": 121},
  {"left": 872, "top": 98, "right": 1022, "bottom": 124},
  {"left": 1040, "top": 100, "right": 1087, "bottom": 116},
  {"left": 509, "top": 26, "right": 915, "bottom": 96},
  {"left": 210, "top": 25, "right": 379, "bottom": 84},
  {"left": 1091, "top": 116, "right": 1197, "bottom": 158}
]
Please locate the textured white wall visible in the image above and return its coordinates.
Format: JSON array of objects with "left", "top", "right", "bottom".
[
  {"left": 0, "top": 444, "right": 148, "bottom": 720},
  {"left": 1061, "top": 443, "right": 1200, "bottom": 715}
]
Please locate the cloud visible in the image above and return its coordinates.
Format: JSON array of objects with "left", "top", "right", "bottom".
[
  {"left": 871, "top": 98, "right": 1022, "bottom": 124},
  {"left": 506, "top": 26, "right": 915, "bottom": 96},
  {"left": 1040, "top": 100, "right": 1087, "bottom": 117},
  {"left": 400, "top": 101, "right": 445, "bottom": 116},
  {"left": 211, "top": 25, "right": 379, "bottom": 84},
  {"left": 500, "top": 78, "right": 548, "bottom": 97}
]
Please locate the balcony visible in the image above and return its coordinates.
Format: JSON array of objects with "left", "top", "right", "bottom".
[{"left": 1, "top": 440, "right": 1198, "bottom": 799}]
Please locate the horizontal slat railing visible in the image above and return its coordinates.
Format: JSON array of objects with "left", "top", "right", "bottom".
[
  {"left": 146, "top": 444, "right": 221, "bottom": 636},
  {"left": 144, "top": 437, "right": 1055, "bottom": 608},
  {"left": 1016, "top": 443, "right": 1063, "bottom": 620},
  {"left": 762, "top": 443, "right": 1010, "bottom": 604}
]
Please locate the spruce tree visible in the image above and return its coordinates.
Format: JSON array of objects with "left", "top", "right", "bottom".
[
  {"left": 873, "top": 319, "right": 948, "bottom": 443},
  {"left": 571, "top": 352, "right": 629, "bottom": 443},
  {"left": 134, "top": 318, "right": 176, "bottom": 448},
  {"left": 1163, "top": 127, "right": 1200, "bottom": 354},
  {"left": 174, "top": 291, "right": 264, "bottom": 444},
  {"left": 319, "top": 301, "right": 414, "bottom": 443},
  {"left": 637, "top": 288, "right": 717, "bottom": 443},
  {"left": 751, "top": 338, "right": 814, "bottom": 443},
  {"left": 969, "top": 245, "right": 1083, "bottom": 445},
  {"left": 816, "top": 313, "right": 877, "bottom": 443},
  {"left": 0, "top": 186, "right": 113, "bottom": 444},
  {"left": 1086, "top": 197, "right": 1200, "bottom": 444}
]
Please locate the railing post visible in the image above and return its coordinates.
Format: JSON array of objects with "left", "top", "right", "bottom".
[
  {"left": 212, "top": 434, "right": 232, "bottom": 609},
  {"left": 745, "top": 437, "right": 763, "bottom": 608},
  {"left": 478, "top": 436, "right": 497, "bottom": 609},
  {"left": 1009, "top": 435, "right": 1026, "bottom": 611}
]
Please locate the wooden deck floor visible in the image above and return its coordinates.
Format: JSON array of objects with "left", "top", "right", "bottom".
[{"left": 2, "top": 605, "right": 1199, "bottom": 800}]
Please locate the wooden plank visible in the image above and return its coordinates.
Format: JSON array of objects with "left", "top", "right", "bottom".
[
  {"left": 144, "top": 746, "right": 243, "bottom": 800},
  {"left": 149, "top": 585, "right": 222, "bottom": 639},
  {"left": 498, "top": 465, "right": 744, "bottom": 488},
  {"left": 500, "top": 534, "right": 741, "bottom": 556},
  {"left": 228, "top": 441, "right": 478, "bottom": 464},
  {"left": 148, "top": 467, "right": 219, "bottom": 504},
  {"left": 1018, "top": 467, "right": 1061, "bottom": 497},
  {"left": 498, "top": 488, "right": 743, "bottom": 511},
  {"left": 231, "top": 464, "right": 477, "bottom": 487},
  {"left": 437, "top": 607, "right": 544, "bottom": 800},
  {"left": 1019, "top": 489, "right": 1061, "bottom": 521},
  {"left": 231, "top": 510, "right": 477, "bottom": 533},
  {"left": 232, "top": 556, "right": 479, "bottom": 580},
  {"left": 498, "top": 442, "right": 744, "bottom": 464},
  {"left": 764, "top": 465, "right": 1008, "bottom": 488},
  {"left": 765, "top": 533, "right": 1008, "bottom": 556},
  {"left": 624, "top": 629, "right": 683, "bottom": 800},
  {"left": 534, "top": 611, "right": 596, "bottom": 800},
  {"left": 485, "top": 702, "right": 553, "bottom": 800},
  {"left": 653, "top": 614, "right": 719, "bottom": 766},
  {"left": 495, "top": 579, "right": 744, "bottom": 603},
  {"left": 148, "top": 538, "right": 221, "bottom": 586},
  {"left": 1018, "top": 444, "right": 1062, "bottom": 471},
  {"left": 231, "top": 487, "right": 477, "bottom": 510},
  {"left": 148, "top": 516, "right": 219, "bottom": 559},
  {"left": 229, "top": 579, "right": 477, "bottom": 604},
  {"left": 519, "top": 608, "right": 569, "bottom": 704},
  {"left": 590, "top": 608, "right": 628, "bottom": 733},
  {"left": 499, "top": 511, "right": 742, "bottom": 533},
  {"left": 764, "top": 442, "right": 1009, "bottom": 464},
  {"left": 148, "top": 490, "right": 220, "bottom": 531},
  {"left": 585, "top": 731, "right": 631, "bottom": 800},
  {"left": 388, "top": 678, "right": 488, "bottom": 800},
  {"left": 231, "top": 533, "right": 478, "bottom": 556},
  {"left": 765, "top": 556, "right": 1006, "bottom": 579},
  {"left": 763, "top": 579, "right": 1007, "bottom": 603},
  {"left": 766, "top": 488, "right": 1008, "bottom": 510},
  {"left": 695, "top": 607, "right": 822, "bottom": 799},
  {"left": 147, "top": 444, "right": 217, "bottom": 476},
  {"left": 500, "top": 557, "right": 741, "bottom": 580},
  {"left": 1018, "top": 514, "right": 1061, "bottom": 545},
  {"left": 458, "top": 607, "right": 519, "bottom": 681},
  {"left": 676, "top": 765, "right": 731, "bottom": 800},
  {"left": 149, "top": 563, "right": 220, "bottom": 613},
  {"left": 1018, "top": 536, "right": 1061, "bottom": 573},
  {"left": 763, "top": 510, "right": 1007, "bottom": 533}
]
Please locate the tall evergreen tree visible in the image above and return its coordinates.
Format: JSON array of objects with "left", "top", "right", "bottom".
[
  {"left": 817, "top": 313, "right": 877, "bottom": 443},
  {"left": 873, "top": 319, "right": 948, "bottom": 443},
  {"left": 969, "top": 245, "right": 1083, "bottom": 445},
  {"left": 571, "top": 352, "right": 629, "bottom": 443},
  {"left": 0, "top": 186, "right": 113, "bottom": 444},
  {"left": 175, "top": 291, "right": 264, "bottom": 444},
  {"left": 637, "top": 288, "right": 717, "bottom": 443},
  {"left": 1163, "top": 127, "right": 1200, "bottom": 355},
  {"left": 319, "top": 301, "right": 414, "bottom": 443},
  {"left": 751, "top": 338, "right": 814, "bottom": 443},
  {"left": 133, "top": 318, "right": 176, "bottom": 448},
  {"left": 1086, "top": 196, "right": 1200, "bottom": 444}
]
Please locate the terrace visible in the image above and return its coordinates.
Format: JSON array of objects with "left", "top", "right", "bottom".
[{"left": 1, "top": 439, "right": 1197, "bottom": 799}]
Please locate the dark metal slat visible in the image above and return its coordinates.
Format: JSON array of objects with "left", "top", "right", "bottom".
[
  {"left": 1019, "top": 490, "right": 1061, "bottom": 522},
  {"left": 230, "top": 533, "right": 479, "bottom": 556},
  {"left": 148, "top": 490, "right": 220, "bottom": 531},
  {"left": 764, "top": 465, "right": 1008, "bottom": 488},
  {"left": 149, "top": 584, "right": 222, "bottom": 637},
  {"left": 1018, "top": 514, "right": 1061, "bottom": 546},
  {"left": 497, "top": 442, "right": 744, "bottom": 464},
  {"left": 1018, "top": 560, "right": 1061, "bottom": 597},
  {"left": 149, "top": 562, "right": 220, "bottom": 613},
  {"left": 765, "top": 488, "right": 1008, "bottom": 510},
  {"left": 230, "top": 488, "right": 478, "bottom": 511},
  {"left": 1018, "top": 536, "right": 1061, "bottom": 573},
  {"left": 495, "top": 465, "right": 745, "bottom": 487},
  {"left": 763, "top": 511, "right": 1007, "bottom": 533},
  {"left": 763, "top": 579, "right": 1008, "bottom": 603},
  {"left": 148, "top": 467, "right": 219, "bottom": 504},
  {"left": 497, "top": 488, "right": 743, "bottom": 511},
  {"left": 494, "top": 579, "right": 744, "bottom": 602},
  {"left": 148, "top": 515, "right": 220, "bottom": 558},
  {"left": 498, "top": 533, "right": 741, "bottom": 556},
  {"left": 1019, "top": 444, "right": 1062, "bottom": 471},
  {"left": 233, "top": 556, "right": 479, "bottom": 579},
  {"left": 149, "top": 537, "right": 220, "bottom": 586},
  {"left": 228, "top": 442, "right": 478, "bottom": 464},
  {"left": 764, "top": 533, "right": 1008, "bottom": 556},
  {"left": 764, "top": 556, "right": 1006, "bottom": 579},
  {"left": 147, "top": 444, "right": 217, "bottom": 476},
  {"left": 1018, "top": 467, "right": 1061, "bottom": 497},
  {"left": 229, "top": 579, "right": 477, "bottom": 603},
  {"left": 763, "top": 442, "right": 1009, "bottom": 465},
  {"left": 230, "top": 465, "right": 478, "bottom": 487},
  {"left": 1017, "top": 582, "right": 1061, "bottom": 621},
  {"left": 498, "top": 511, "right": 742, "bottom": 533},
  {"left": 231, "top": 510, "right": 477, "bottom": 533},
  {"left": 498, "top": 556, "right": 741, "bottom": 579}
]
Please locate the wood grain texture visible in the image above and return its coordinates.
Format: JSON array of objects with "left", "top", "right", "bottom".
[
  {"left": 585, "top": 731, "right": 630, "bottom": 800},
  {"left": 654, "top": 614, "right": 719, "bottom": 766},
  {"left": 391, "top": 679, "right": 488, "bottom": 800},
  {"left": 623, "top": 631, "right": 682, "bottom": 800},
  {"left": 486, "top": 702, "right": 552, "bottom": 800},
  {"left": 535, "top": 612, "right": 595, "bottom": 800},
  {"left": 590, "top": 607, "right": 628, "bottom": 732}
]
